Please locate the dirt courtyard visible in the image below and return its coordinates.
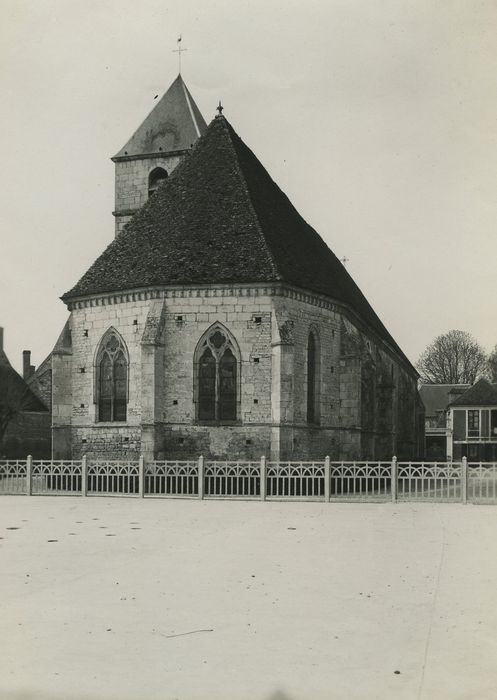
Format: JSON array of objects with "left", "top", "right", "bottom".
[{"left": 1, "top": 496, "right": 496, "bottom": 700}]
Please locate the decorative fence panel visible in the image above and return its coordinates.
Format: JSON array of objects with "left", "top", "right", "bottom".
[
  {"left": 397, "top": 462, "right": 462, "bottom": 502},
  {"left": 31, "top": 460, "right": 82, "bottom": 495},
  {"left": 468, "top": 463, "right": 497, "bottom": 504},
  {"left": 2, "top": 456, "right": 497, "bottom": 504},
  {"left": 0, "top": 461, "right": 27, "bottom": 494},
  {"left": 266, "top": 463, "right": 325, "bottom": 499},
  {"left": 204, "top": 462, "right": 261, "bottom": 498},
  {"left": 87, "top": 460, "right": 140, "bottom": 495},
  {"left": 329, "top": 462, "right": 392, "bottom": 501},
  {"left": 145, "top": 461, "right": 198, "bottom": 497}
]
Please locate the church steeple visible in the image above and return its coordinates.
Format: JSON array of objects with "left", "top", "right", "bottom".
[{"left": 111, "top": 74, "right": 207, "bottom": 237}]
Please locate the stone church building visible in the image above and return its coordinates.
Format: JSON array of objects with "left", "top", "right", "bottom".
[{"left": 52, "top": 74, "right": 423, "bottom": 462}]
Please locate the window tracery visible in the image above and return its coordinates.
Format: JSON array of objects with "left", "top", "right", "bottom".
[
  {"left": 95, "top": 330, "right": 128, "bottom": 422},
  {"left": 196, "top": 326, "right": 239, "bottom": 422}
]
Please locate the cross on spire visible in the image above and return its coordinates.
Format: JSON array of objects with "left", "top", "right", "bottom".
[
  {"left": 216, "top": 101, "right": 224, "bottom": 117},
  {"left": 172, "top": 35, "right": 187, "bottom": 74}
]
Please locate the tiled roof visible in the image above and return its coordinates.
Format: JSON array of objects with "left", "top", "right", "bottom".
[
  {"left": 419, "top": 384, "right": 470, "bottom": 416},
  {"left": 113, "top": 75, "right": 207, "bottom": 159},
  {"left": 449, "top": 378, "right": 497, "bottom": 407},
  {"left": 63, "top": 116, "right": 414, "bottom": 369}
]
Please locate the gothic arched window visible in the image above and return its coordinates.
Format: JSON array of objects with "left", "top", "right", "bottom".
[
  {"left": 148, "top": 167, "right": 168, "bottom": 198},
  {"left": 307, "top": 329, "right": 320, "bottom": 424},
  {"left": 195, "top": 325, "right": 240, "bottom": 423},
  {"left": 95, "top": 330, "right": 129, "bottom": 422}
]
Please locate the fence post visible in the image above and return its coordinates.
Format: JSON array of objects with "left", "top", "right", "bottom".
[
  {"left": 260, "top": 456, "right": 266, "bottom": 501},
  {"left": 138, "top": 455, "right": 144, "bottom": 498},
  {"left": 198, "top": 455, "right": 204, "bottom": 499},
  {"left": 26, "top": 455, "right": 32, "bottom": 496},
  {"left": 391, "top": 455, "right": 397, "bottom": 503},
  {"left": 324, "top": 456, "right": 330, "bottom": 502},
  {"left": 461, "top": 456, "right": 468, "bottom": 504},
  {"left": 81, "top": 454, "right": 87, "bottom": 497}
]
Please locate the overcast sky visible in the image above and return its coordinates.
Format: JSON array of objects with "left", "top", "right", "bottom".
[{"left": 1, "top": 0, "right": 496, "bottom": 374}]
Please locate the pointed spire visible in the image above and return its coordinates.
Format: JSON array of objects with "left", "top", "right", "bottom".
[{"left": 113, "top": 74, "right": 207, "bottom": 160}]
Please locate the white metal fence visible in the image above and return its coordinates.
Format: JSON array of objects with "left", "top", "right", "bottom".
[
  {"left": 31, "top": 460, "right": 83, "bottom": 495},
  {"left": 329, "top": 461, "right": 391, "bottom": 501},
  {"left": 0, "top": 461, "right": 27, "bottom": 494},
  {"left": 467, "top": 463, "right": 497, "bottom": 504},
  {"left": 396, "top": 462, "right": 462, "bottom": 502},
  {"left": 0, "top": 456, "right": 496, "bottom": 504}
]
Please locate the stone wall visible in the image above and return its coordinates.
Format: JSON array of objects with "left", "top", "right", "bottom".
[
  {"left": 113, "top": 153, "right": 184, "bottom": 237},
  {"left": 53, "top": 285, "right": 423, "bottom": 461}
]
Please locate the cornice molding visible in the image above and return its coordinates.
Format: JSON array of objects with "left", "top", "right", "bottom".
[
  {"left": 111, "top": 149, "right": 190, "bottom": 163},
  {"left": 63, "top": 282, "right": 416, "bottom": 376}
]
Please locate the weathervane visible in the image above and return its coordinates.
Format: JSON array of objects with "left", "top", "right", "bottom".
[{"left": 173, "top": 35, "right": 187, "bottom": 74}]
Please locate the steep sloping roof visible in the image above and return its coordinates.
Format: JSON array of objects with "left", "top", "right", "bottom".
[
  {"left": 449, "top": 378, "right": 497, "bottom": 407},
  {"left": 0, "top": 364, "right": 48, "bottom": 413},
  {"left": 0, "top": 347, "right": 11, "bottom": 369},
  {"left": 113, "top": 75, "right": 207, "bottom": 159},
  {"left": 419, "top": 384, "right": 470, "bottom": 416},
  {"left": 64, "top": 115, "right": 414, "bottom": 369}
]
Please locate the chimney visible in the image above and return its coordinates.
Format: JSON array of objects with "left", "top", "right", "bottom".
[
  {"left": 0, "top": 327, "right": 3, "bottom": 351},
  {"left": 23, "top": 350, "right": 34, "bottom": 380}
]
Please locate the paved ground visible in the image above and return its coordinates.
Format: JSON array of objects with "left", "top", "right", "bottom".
[{"left": 1, "top": 496, "right": 496, "bottom": 700}]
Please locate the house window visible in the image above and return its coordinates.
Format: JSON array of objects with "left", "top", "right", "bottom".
[
  {"left": 196, "top": 326, "right": 239, "bottom": 423},
  {"left": 148, "top": 167, "right": 168, "bottom": 197},
  {"left": 96, "top": 330, "right": 128, "bottom": 422},
  {"left": 306, "top": 330, "right": 320, "bottom": 423},
  {"left": 468, "top": 410, "right": 480, "bottom": 438}
]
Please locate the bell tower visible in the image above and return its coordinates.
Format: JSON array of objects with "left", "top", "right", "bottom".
[{"left": 111, "top": 74, "right": 207, "bottom": 237}]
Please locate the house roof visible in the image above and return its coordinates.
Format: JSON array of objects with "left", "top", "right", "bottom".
[
  {"left": 0, "top": 364, "right": 48, "bottom": 413},
  {"left": 449, "top": 378, "right": 497, "bottom": 407},
  {"left": 113, "top": 74, "right": 207, "bottom": 159},
  {"left": 419, "top": 384, "right": 470, "bottom": 416},
  {"left": 0, "top": 348, "right": 12, "bottom": 369},
  {"left": 63, "top": 115, "right": 415, "bottom": 371}
]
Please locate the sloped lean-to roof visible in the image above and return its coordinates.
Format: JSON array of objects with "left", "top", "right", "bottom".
[
  {"left": 64, "top": 114, "right": 415, "bottom": 371},
  {"left": 113, "top": 74, "right": 207, "bottom": 159}
]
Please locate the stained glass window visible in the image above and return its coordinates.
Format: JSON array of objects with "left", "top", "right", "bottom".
[
  {"left": 197, "top": 327, "right": 238, "bottom": 422},
  {"left": 96, "top": 331, "right": 128, "bottom": 422},
  {"left": 307, "top": 332, "right": 317, "bottom": 423}
]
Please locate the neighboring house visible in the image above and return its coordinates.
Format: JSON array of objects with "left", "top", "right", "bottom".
[
  {"left": 50, "top": 73, "right": 424, "bottom": 462},
  {"left": 0, "top": 327, "right": 51, "bottom": 458},
  {"left": 420, "top": 379, "right": 497, "bottom": 462},
  {"left": 447, "top": 379, "right": 497, "bottom": 462},
  {"left": 419, "top": 384, "right": 469, "bottom": 460}
]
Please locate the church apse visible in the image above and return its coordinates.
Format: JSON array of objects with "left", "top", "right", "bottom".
[{"left": 56, "top": 77, "right": 422, "bottom": 461}]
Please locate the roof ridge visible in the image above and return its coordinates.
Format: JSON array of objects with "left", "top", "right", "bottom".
[
  {"left": 181, "top": 79, "right": 201, "bottom": 138},
  {"left": 219, "top": 118, "right": 281, "bottom": 282}
]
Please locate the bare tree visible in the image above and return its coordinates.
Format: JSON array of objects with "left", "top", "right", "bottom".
[
  {"left": 417, "top": 330, "right": 488, "bottom": 384},
  {"left": 488, "top": 344, "right": 497, "bottom": 384},
  {"left": 0, "top": 366, "right": 46, "bottom": 453}
]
